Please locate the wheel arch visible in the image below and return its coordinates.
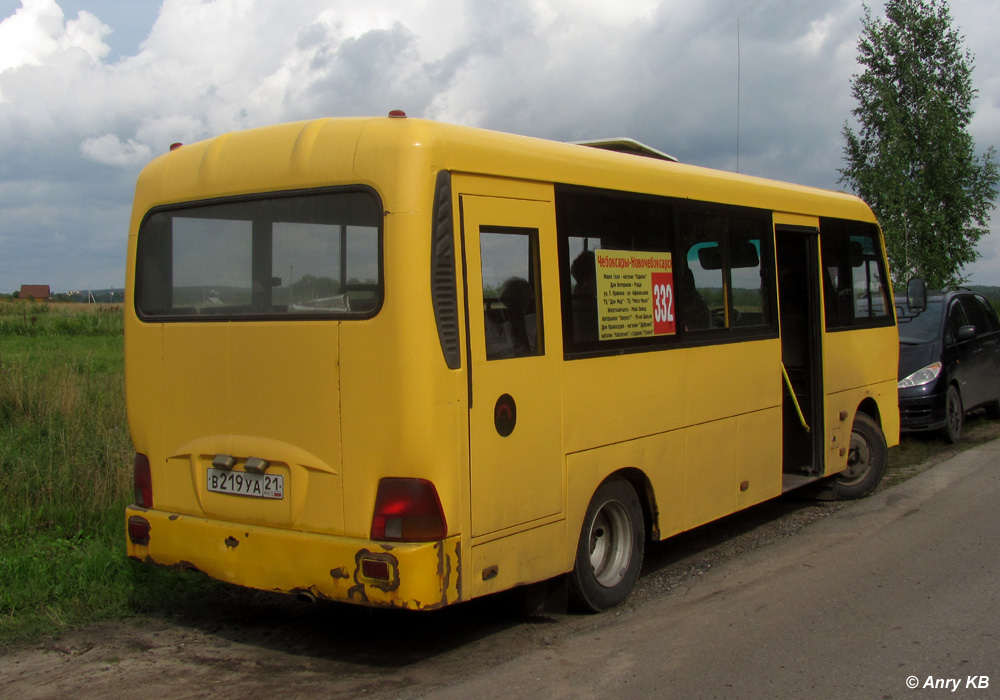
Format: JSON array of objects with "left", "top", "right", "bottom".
[
  {"left": 855, "top": 396, "right": 882, "bottom": 426},
  {"left": 612, "top": 467, "right": 660, "bottom": 541}
]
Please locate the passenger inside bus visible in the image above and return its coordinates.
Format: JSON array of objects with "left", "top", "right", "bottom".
[
  {"left": 570, "top": 251, "right": 598, "bottom": 342},
  {"left": 677, "top": 267, "right": 711, "bottom": 330},
  {"left": 500, "top": 277, "right": 538, "bottom": 356},
  {"left": 484, "top": 298, "right": 515, "bottom": 359}
]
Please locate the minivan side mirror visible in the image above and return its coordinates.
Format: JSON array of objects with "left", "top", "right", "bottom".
[
  {"left": 958, "top": 325, "right": 977, "bottom": 341},
  {"left": 907, "top": 278, "right": 927, "bottom": 313}
]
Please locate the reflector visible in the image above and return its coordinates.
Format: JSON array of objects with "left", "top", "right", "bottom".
[
  {"left": 128, "top": 515, "right": 151, "bottom": 545},
  {"left": 361, "top": 558, "right": 391, "bottom": 581}
]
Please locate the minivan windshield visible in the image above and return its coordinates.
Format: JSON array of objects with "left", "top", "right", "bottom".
[
  {"left": 135, "top": 189, "right": 381, "bottom": 320},
  {"left": 897, "top": 299, "right": 943, "bottom": 345}
]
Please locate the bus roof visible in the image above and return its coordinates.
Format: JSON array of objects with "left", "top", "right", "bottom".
[{"left": 132, "top": 115, "right": 876, "bottom": 229}]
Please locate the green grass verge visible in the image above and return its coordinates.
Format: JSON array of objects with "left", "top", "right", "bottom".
[
  {"left": 1, "top": 303, "right": 219, "bottom": 645},
  {"left": 881, "top": 409, "right": 1000, "bottom": 489}
]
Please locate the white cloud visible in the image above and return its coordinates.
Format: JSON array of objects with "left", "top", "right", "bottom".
[
  {"left": 79, "top": 133, "right": 152, "bottom": 166},
  {"left": 0, "top": 0, "right": 108, "bottom": 73},
  {"left": 0, "top": 0, "right": 67, "bottom": 74},
  {"left": 63, "top": 9, "right": 110, "bottom": 61},
  {"left": 1, "top": 0, "right": 1000, "bottom": 291}
]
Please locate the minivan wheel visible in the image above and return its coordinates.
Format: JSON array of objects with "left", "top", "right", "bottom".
[{"left": 943, "top": 385, "right": 963, "bottom": 444}]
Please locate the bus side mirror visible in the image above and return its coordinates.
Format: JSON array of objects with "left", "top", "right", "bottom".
[{"left": 906, "top": 278, "right": 926, "bottom": 313}]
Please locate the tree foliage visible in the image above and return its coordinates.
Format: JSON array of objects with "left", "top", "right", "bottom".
[{"left": 840, "top": 0, "right": 998, "bottom": 289}]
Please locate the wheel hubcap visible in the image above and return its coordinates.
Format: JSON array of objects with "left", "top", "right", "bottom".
[
  {"left": 588, "top": 500, "right": 633, "bottom": 588},
  {"left": 841, "top": 431, "right": 871, "bottom": 484}
]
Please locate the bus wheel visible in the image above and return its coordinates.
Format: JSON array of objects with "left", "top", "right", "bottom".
[
  {"left": 569, "top": 478, "right": 645, "bottom": 612},
  {"left": 834, "top": 413, "right": 887, "bottom": 500}
]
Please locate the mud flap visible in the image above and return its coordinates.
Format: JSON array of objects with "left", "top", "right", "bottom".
[{"left": 518, "top": 576, "right": 568, "bottom": 615}]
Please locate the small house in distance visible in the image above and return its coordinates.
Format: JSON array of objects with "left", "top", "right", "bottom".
[{"left": 19, "top": 284, "right": 51, "bottom": 300}]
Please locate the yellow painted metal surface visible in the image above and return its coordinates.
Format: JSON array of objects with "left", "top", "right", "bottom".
[
  {"left": 126, "top": 119, "right": 471, "bottom": 602},
  {"left": 560, "top": 338, "right": 786, "bottom": 547},
  {"left": 129, "top": 118, "right": 876, "bottom": 236},
  {"left": 470, "top": 520, "right": 567, "bottom": 599},
  {"left": 125, "top": 506, "right": 461, "bottom": 609},
  {"left": 126, "top": 116, "right": 897, "bottom": 608},
  {"left": 460, "top": 193, "right": 565, "bottom": 538},
  {"left": 822, "top": 322, "right": 901, "bottom": 476},
  {"left": 737, "top": 407, "right": 784, "bottom": 508}
]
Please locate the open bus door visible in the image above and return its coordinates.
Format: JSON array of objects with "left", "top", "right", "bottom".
[{"left": 775, "top": 224, "right": 825, "bottom": 489}]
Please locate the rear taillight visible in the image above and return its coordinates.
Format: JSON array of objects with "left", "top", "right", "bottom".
[
  {"left": 133, "top": 453, "right": 153, "bottom": 508},
  {"left": 370, "top": 478, "right": 447, "bottom": 542},
  {"left": 128, "top": 515, "right": 151, "bottom": 545}
]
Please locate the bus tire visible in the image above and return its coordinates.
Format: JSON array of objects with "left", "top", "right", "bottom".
[
  {"left": 568, "top": 478, "right": 644, "bottom": 612},
  {"left": 834, "top": 413, "right": 887, "bottom": 500}
]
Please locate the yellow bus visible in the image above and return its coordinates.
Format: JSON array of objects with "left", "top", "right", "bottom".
[{"left": 124, "top": 114, "right": 898, "bottom": 612}]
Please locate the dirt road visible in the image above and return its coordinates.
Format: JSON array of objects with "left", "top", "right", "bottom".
[
  {"left": 3, "top": 431, "right": 997, "bottom": 700},
  {"left": 0, "top": 492, "right": 851, "bottom": 699}
]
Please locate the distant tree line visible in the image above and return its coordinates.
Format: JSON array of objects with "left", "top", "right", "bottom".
[{"left": 5, "top": 290, "right": 121, "bottom": 303}]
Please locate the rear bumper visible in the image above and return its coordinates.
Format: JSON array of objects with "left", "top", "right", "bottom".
[{"left": 125, "top": 505, "right": 461, "bottom": 610}]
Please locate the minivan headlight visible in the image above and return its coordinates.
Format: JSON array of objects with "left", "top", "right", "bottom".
[{"left": 898, "top": 361, "right": 942, "bottom": 388}]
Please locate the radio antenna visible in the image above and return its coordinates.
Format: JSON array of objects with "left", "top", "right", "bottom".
[{"left": 736, "top": 17, "right": 741, "bottom": 174}]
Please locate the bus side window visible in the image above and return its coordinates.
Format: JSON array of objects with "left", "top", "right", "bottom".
[
  {"left": 820, "top": 219, "right": 892, "bottom": 330},
  {"left": 679, "top": 215, "right": 725, "bottom": 330},
  {"left": 679, "top": 212, "right": 769, "bottom": 332},
  {"left": 729, "top": 224, "right": 768, "bottom": 328},
  {"left": 481, "top": 228, "right": 542, "bottom": 360}
]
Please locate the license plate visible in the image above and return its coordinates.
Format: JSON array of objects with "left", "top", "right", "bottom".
[{"left": 207, "top": 468, "right": 284, "bottom": 500}]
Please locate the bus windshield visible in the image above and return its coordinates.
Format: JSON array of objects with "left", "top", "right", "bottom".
[{"left": 135, "top": 189, "right": 381, "bottom": 320}]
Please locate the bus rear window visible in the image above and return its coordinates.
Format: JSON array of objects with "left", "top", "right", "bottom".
[{"left": 135, "top": 189, "right": 382, "bottom": 320}]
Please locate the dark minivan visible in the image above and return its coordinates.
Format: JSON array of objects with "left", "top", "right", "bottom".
[{"left": 897, "top": 288, "right": 1000, "bottom": 442}]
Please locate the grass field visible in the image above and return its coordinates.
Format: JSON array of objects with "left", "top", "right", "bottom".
[
  {"left": 0, "top": 301, "right": 212, "bottom": 644},
  {"left": 1, "top": 298, "right": 998, "bottom": 646}
]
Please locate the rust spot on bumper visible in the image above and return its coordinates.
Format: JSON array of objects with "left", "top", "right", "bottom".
[
  {"left": 290, "top": 585, "right": 333, "bottom": 601},
  {"left": 143, "top": 555, "right": 201, "bottom": 573},
  {"left": 435, "top": 540, "right": 455, "bottom": 608},
  {"left": 454, "top": 540, "right": 462, "bottom": 602},
  {"left": 330, "top": 567, "right": 349, "bottom": 580},
  {"left": 351, "top": 548, "right": 400, "bottom": 593},
  {"left": 348, "top": 547, "right": 409, "bottom": 605}
]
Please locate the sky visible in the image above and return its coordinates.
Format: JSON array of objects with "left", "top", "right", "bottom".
[{"left": 1, "top": 0, "right": 999, "bottom": 294}]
